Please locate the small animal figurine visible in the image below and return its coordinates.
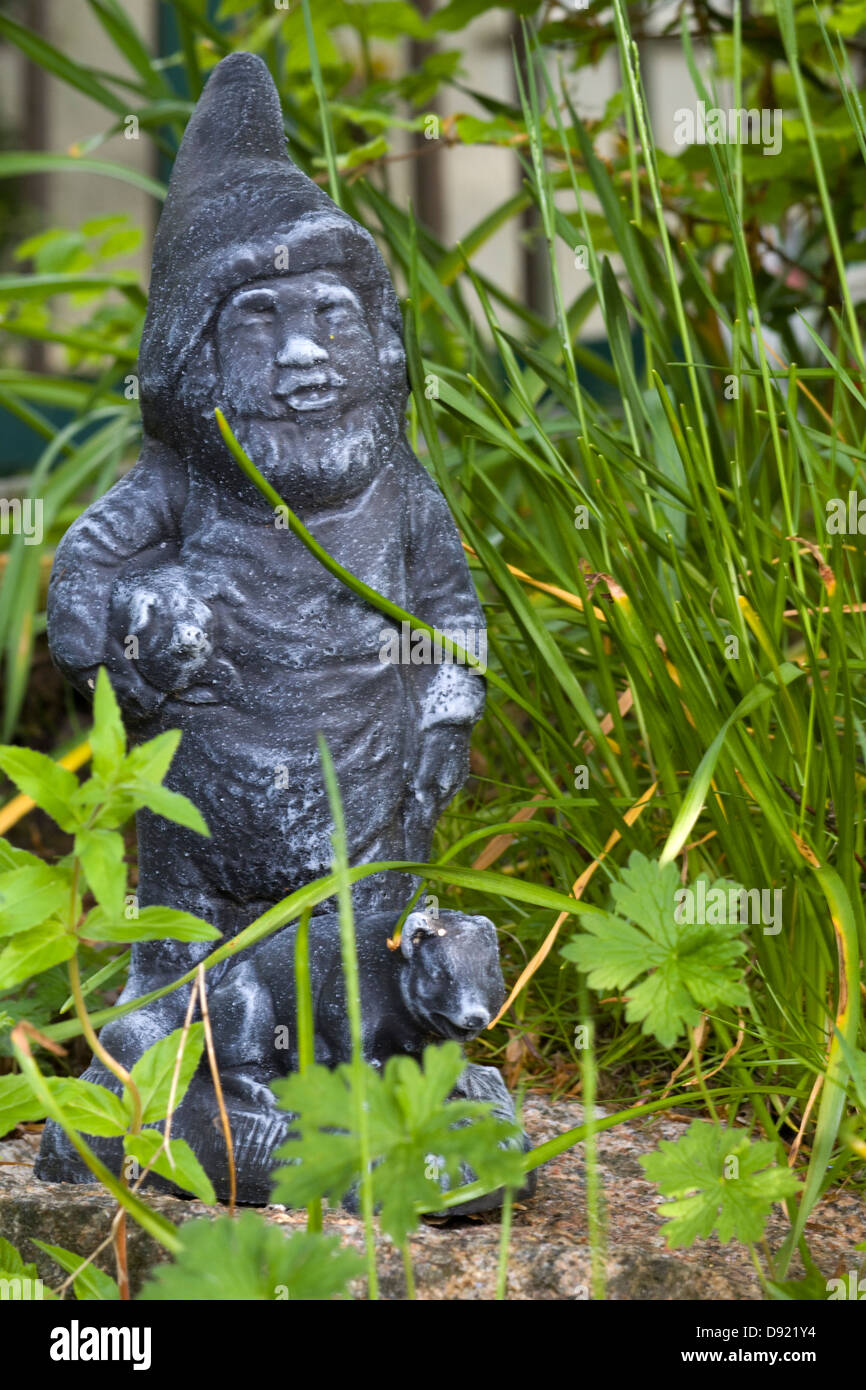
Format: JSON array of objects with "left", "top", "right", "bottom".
[
  {"left": 209, "top": 908, "right": 507, "bottom": 1082},
  {"left": 201, "top": 907, "right": 534, "bottom": 1211}
]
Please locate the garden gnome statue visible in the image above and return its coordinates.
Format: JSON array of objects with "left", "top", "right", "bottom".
[{"left": 37, "top": 52, "right": 531, "bottom": 1209}]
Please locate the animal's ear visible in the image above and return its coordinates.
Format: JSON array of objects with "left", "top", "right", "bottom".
[
  {"left": 400, "top": 911, "right": 437, "bottom": 959},
  {"left": 472, "top": 914, "right": 496, "bottom": 933},
  {"left": 457, "top": 913, "right": 497, "bottom": 936}
]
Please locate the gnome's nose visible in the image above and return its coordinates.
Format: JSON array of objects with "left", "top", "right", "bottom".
[{"left": 276, "top": 334, "right": 329, "bottom": 368}]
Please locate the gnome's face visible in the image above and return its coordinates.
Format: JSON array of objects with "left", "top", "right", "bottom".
[
  {"left": 139, "top": 51, "right": 407, "bottom": 507},
  {"left": 215, "top": 271, "right": 379, "bottom": 422}
]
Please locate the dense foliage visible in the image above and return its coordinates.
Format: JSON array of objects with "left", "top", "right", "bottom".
[{"left": 0, "top": 0, "right": 864, "bottom": 1300}]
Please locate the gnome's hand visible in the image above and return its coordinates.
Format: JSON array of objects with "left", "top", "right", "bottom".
[
  {"left": 411, "top": 726, "right": 469, "bottom": 823},
  {"left": 111, "top": 569, "right": 215, "bottom": 696}
]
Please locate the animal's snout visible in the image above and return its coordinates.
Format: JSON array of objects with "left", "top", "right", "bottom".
[
  {"left": 449, "top": 1005, "right": 492, "bottom": 1037},
  {"left": 459, "top": 1011, "right": 490, "bottom": 1033}
]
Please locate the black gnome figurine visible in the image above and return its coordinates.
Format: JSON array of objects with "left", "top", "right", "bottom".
[{"left": 37, "top": 52, "right": 532, "bottom": 1208}]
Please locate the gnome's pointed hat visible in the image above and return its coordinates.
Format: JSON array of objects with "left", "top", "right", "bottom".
[{"left": 138, "top": 52, "right": 404, "bottom": 433}]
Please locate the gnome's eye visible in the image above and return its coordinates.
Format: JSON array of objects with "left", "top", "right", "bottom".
[
  {"left": 317, "top": 297, "right": 360, "bottom": 326},
  {"left": 237, "top": 294, "right": 276, "bottom": 319}
]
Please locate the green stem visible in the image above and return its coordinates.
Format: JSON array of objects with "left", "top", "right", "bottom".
[
  {"left": 301, "top": 0, "right": 341, "bottom": 207},
  {"left": 67, "top": 860, "right": 142, "bottom": 1133},
  {"left": 318, "top": 736, "right": 378, "bottom": 1300},
  {"left": 746, "top": 1241, "right": 769, "bottom": 1296},
  {"left": 294, "top": 907, "right": 322, "bottom": 1234},
  {"left": 495, "top": 1184, "right": 513, "bottom": 1301},
  {"left": 579, "top": 978, "right": 606, "bottom": 1300}
]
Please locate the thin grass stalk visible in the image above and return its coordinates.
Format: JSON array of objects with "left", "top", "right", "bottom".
[
  {"left": 293, "top": 907, "right": 322, "bottom": 1234},
  {"left": 317, "top": 736, "right": 378, "bottom": 1299}
]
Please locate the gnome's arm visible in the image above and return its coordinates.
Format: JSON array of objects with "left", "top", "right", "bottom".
[
  {"left": 47, "top": 437, "right": 187, "bottom": 715},
  {"left": 402, "top": 449, "right": 486, "bottom": 829}
]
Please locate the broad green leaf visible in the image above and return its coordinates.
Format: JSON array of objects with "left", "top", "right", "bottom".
[
  {"left": 766, "top": 1269, "right": 835, "bottom": 1301},
  {"left": 33, "top": 1241, "right": 119, "bottom": 1300},
  {"left": 0, "top": 864, "right": 70, "bottom": 937},
  {"left": 89, "top": 668, "right": 126, "bottom": 779},
  {"left": 125, "top": 1023, "right": 204, "bottom": 1124},
  {"left": 127, "top": 780, "right": 209, "bottom": 837},
  {"left": 74, "top": 829, "right": 125, "bottom": 918},
  {"left": 0, "top": 1074, "right": 46, "bottom": 1138},
  {"left": 47, "top": 1078, "right": 128, "bottom": 1137},
  {"left": 0, "top": 1238, "right": 37, "bottom": 1278},
  {"left": 139, "top": 1214, "right": 363, "bottom": 1300},
  {"left": 0, "top": 921, "right": 75, "bottom": 990},
  {"left": 121, "top": 729, "right": 181, "bottom": 785},
  {"left": 123, "top": 1130, "right": 215, "bottom": 1205},
  {"left": 0, "top": 1238, "right": 54, "bottom": 1298},
  {"left": 639, "top": 1121, "right": 800, "bottom": 1247},
  {"left": 58, "top": 948, "right": 131, "bottom": 1015},
  {"left": 562, "top": 852, "right": 750, "bottom": 1049},
  {"left": 0, "top": 1269, "right": 55, "bottom": 1299},
  {"left": 0, "top": 838, "right": 43, "bottom": 872},
  {"left": 70, "top": 774, "right": 138, "bottom": 830},
  {"left": 272, "top": 1044, "right": 524, "bottom": 1246},
  {"left": 0, "top": 746, "right": 81, "bottom": 832},
  {"left": 82, "top": 904, "right": 219, "bottom": 945}
]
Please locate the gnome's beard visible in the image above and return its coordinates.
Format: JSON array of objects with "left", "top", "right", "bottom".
[
  {"left": 231, "top": 402, "right": 388, "bottom": 512},
  {"left": 171, "top": 353, "right": 400, "bottom": 512}
]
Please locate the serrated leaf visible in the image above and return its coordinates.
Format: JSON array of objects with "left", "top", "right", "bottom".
[
  {"left": 0, "top": 921, "right": 75, "bottom": 990},
  {"left": 33, "top": 1241, "right": 119, "bottom": 1300},
  {"left": 69, "top": 774, "right": 137, "bottom": 830},
  {"left": 74, "top": 829, "right": 125, "bottom": 918},
  {"left": 127, "top": 780, "right": 209, "bottom": 836},
  {"left": 123, "top": 1130, "right": 215, "bottom": 1205},
  {"left": 89, "top": 668, "right": 126, "bottom": 779},
  {"left": 125, "top": 1023, "right": 204, "bottom": 1124},
  {"left": 0, "top": 1074, "right": 45, "bottom": 1138},
  {"left": 121, "top": 729, "right": 181, "bottom": 785},
  {"left": 0, "top": 864, "right": 70, "bottom": 938},
  {"left": 639, "top": 1121, "right": 800, "bottom": 1248},
  {"left": 138, "top": 1213, "right": 363, "bottom": 1300},
  {"left": 562, "top": 852, "right": 750, "bottom": 1048},
  {"left": 47, "top": 1078, "right": 128, "bottom": 1137},
  {"left": 0, "top": 746, "right": 81, "bottom": 832},
  {"left": 82, "top": 904, "right": 219, "bottom": 944},
  {"left": 272, "top": 1043, "right": 524, "bottom": 1246}
]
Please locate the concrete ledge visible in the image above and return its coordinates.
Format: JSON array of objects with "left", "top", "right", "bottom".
[{"left": 2, "top": 1093, "right": 864, "bottom": 1299}]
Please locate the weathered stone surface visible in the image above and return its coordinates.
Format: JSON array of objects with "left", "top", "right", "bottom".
[{"left": 4, "top": 1093, "right": 865, "bottom": 1299}]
